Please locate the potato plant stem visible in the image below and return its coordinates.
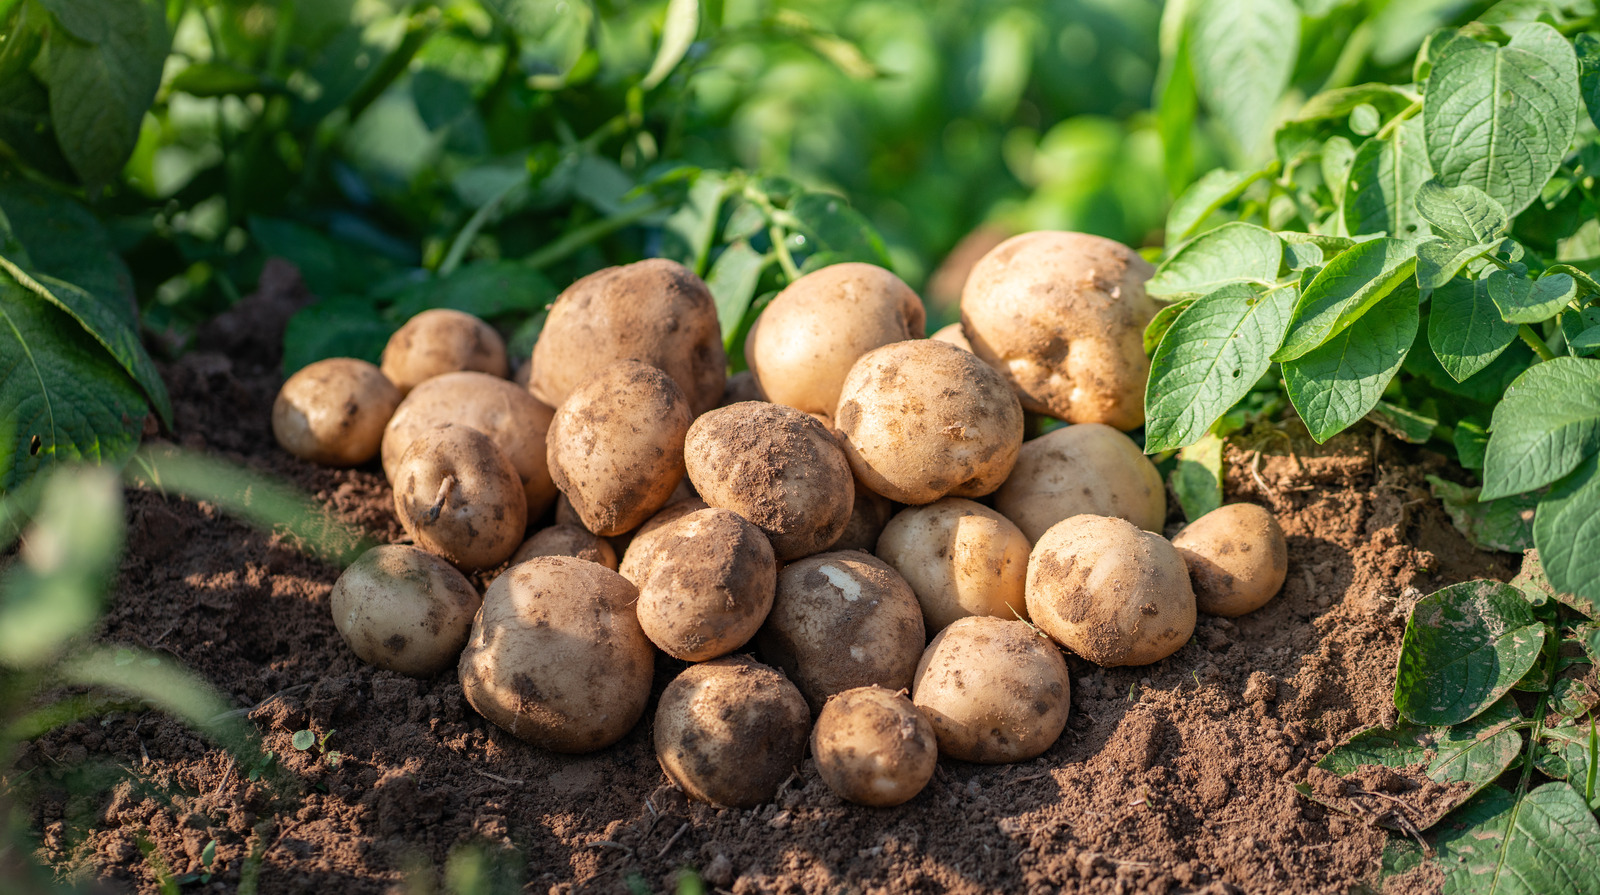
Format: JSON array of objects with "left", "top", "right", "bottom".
[
  {"left": 521, "top": 201, "right": 669, "bottom": 271},
  {"left": 1519, "top": 324, "right": 1556, "bottom": 362}
]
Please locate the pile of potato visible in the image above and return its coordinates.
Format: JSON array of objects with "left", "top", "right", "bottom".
[{"left": 273, "top": 235, "right": 1289, "bottom": 809}]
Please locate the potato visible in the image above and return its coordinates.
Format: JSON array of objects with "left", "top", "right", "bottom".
[
  {"left": 686, "top": 402, "right": 854, "bottom": 561},
  {"left": 510, "top": 524, "right": 618, "bottom": 570},
  {"left": 458, "top": 557, "right": 653, "bottom": 752},
  {"left": 755, "top": 552, "right": 925, "bottom": 712},
  {"left": 330, "top": 545, "right": 481, "bottom": 676},
  {"left": 722, "top": 369, "right": 766, "bottom": 406},
  {"left": 929, "top": 322, "right": 974, "bottom": 353},
  {"left": 811, "top": 686, "right": 937, "bottom": 807},
  {"left": 547, "top": 362, "right": 691, "bottom": 537},
  {"left": 529, "top": 258, "right": 726, "bottom": 416},
  {"left": 626, "top": 508, "right": 776, "bottom": 661},
  {"left": 272, "top": 358, "right": 400, "bottom": 466},
  {"left": 1025, "top": 514, "right": 1195, "bottom": 666},
  {"left": 654, "top": 656, "right": 810, "bottom": 807},
  {"left": 960, "top": 231, "right": 1158, "bottom": 430},
  {"left": 393, "top": 424, "right": 527, "bottom": 571},
  {"left": 1171, "top": 503, "right": 1288, "bottom": 618},
  {"left": 835, "top": 339, "right": 1023, "bottom": 505},
  {"left": 911, "top": 616, "right": 1071, "bottom": 763},
  {"left": 747, "top": 262, "right": 925, "bottom": 416},
  {"left": 381, "top": 309, "right": 508, "bottom": 395},
  {"left": 994, "top": 423, "right": 1165, "bottom": 541},
  {"left": 876, "top": 498, "right": 1030, "bottom": 632},
  {"left": 831, "top": 480, "right": 897, "bottom": 553},
  {"left": 380, "top": 371, "right": 557, "bottom": 519},
  {"left": 617, "top": 497, "right": 710, "bottom": 580}
]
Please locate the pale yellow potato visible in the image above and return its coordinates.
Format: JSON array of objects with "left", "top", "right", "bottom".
[
  {"left": 1171, "top": 503, "right": 1288, "bottom": 617},
  {"left": 994, "top": 423, "right": 1165, "bottom": 541},
  {"left": 911, "top": 616, "right": 1071, "bottom": 763},
  {"left": 876, "top": 498, "right": 1030, "bottom": 633},
  {"left": 510, "top": 524, "right": 618, "bottom": 570},
  {"left": 654, "top": 656, "right": 810, "bottom": 807},
  {"left": 381, "top": 309, "right": 509, "bottom": 395},
  {"left": 1026, "top": 514, "right": 1195, "bottom": 666},
  {"left": 272, "top": 358, "right": 400, "bottom": 466},
  {"left": 812, "top": 686, "right": 937, "bottom": 807},
  {"left": 628, "top": 508, "right": 777, "bottom": 661},
  {"left": 392, "top": 424, "right": 527, "bottom": 571},
  {"left": 929, "top": 322, "right": 974, "bottom": 353},
  {"left": 330, "top": 544, "right": 481, "bottom": 677},
  {"left": 617, "top": 497, "right": 710, "bottom": 582}
]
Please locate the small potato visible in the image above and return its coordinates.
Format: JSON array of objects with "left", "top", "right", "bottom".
[
  {"left": 393, "top": 424, "right": 527, "bottom": 571},
  {"left": 1171, "top": 503, "right": 1288, "bottom": 617},
  {"left": 381, "top": 309, "right": 509, "bottom": 394},
  {"left": 876, "top": 498, "right": 1030, "bottom": 632},
  {"left": 272, "top": 358, "right": 400, "bottom": 466},
  {"left": 626, "top": 508, "right": 776, "bottom": 661},
  {"left": 618, "top": 497, "right": 710, "bottom": 582},
  {"left": 812, "top": 686, "right": 937, "bottom": 807},
  {"left": 330, "top": 545, "right": 481, "bottom": 676},
  {"left": 1026, "top": 514, "right": 1195, "bottom": 666},
  {"left": 755, "top": 552, "right": 925, "bottom": 712},
  {"left": 836, "top": 339, "right": 1023, "bottom": 505},
  {"left": 459, "top": 557, "right": 653, "bottom": 752},
  {"left": 686, "top": 402, "right": 854, "bottom": 561},
  {"left": 911, "top": 616, "right": 1071, "bottom": 763},
  {"left": 929, "top": 322, "right": 974, "bottom": 353},
  {"left": 994, "top": 423, "right": 1165, "bottom": 541},
  {"left": 510, "top": 524, "right": 618, "bottom": 570},
  {"left": 831, "top": 480, "right": 897, "bottom": 553},
  {"left": 548, "top": 362, "right": 691, "bottom": 537},
  {"left": 654, "top": 656, "right": 810, "bottom": 807}
]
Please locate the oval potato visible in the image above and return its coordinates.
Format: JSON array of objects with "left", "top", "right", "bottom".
[
  {"left": 1171, "top": 503, "right": 1288, "bottom": 617},
  {"left": 272, "top": 358, "right": 400, "bottom": 466},
  {"left": 994, "top": 423, "right": 1165, "bottom": 541},
  {"left": 911, "top": 616, "right": 1071, "bottom": 763}
]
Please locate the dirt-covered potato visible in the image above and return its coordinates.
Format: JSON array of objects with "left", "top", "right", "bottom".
[
  {"left": 272, "top": 358, "right": 401, "bottom": 466},
  {"left": 459, "top": 557, "right": 653, "bottom": 752},
  {"left": 617, "top": 497, "right": 709, "bottom": 579},
  {"left": 835, "top": 339, "right": 1023, "bottom": 505},
  {"left": 393, "top": 424, "right": 527, "bottom": 571},
  {"left": 755, "top": 552, "right": 925, "bottom": 712},
  {"left": 876, "top": 498, "right": 1030, "bottom": 632},
  {"left": 831, "top": 480, "right": 897, "bottom": 553},
  {"left": 929, "top": 322, "right": 974, "bottom": 353},
  {"left": 1026, "top": 514, "right": 1195, "bottom": 666},
  {"left": 1171, "top": 503, "right": 1288, "bottom": 618},
  {"left": 330, "top": 545, "right": 481, "bottom": 677},
  {"left": 960, "top": 231, "right": 1158, "bottom": 430},
  {"left": 686, "top": 402, "right": 854, "bottom": 561},
  {"left": 655, "top": 656, "right": 809, "bottom": 807},
  {"left": 994, "top": 423, "right": 1165, "bottom": 541},
  {"left": 380, "top": 371, "right": 558, "bottom": 519},
  {"left": 812, "top": 686, "right": 937, "bottom": 807},
  {"left": 510, "top": 524, "right": 618, "bottom": 570},
  {"left": 381, "top": 309, "right": 509, "bottom": 395},
  {"left": 912, "top": 616, "right": 1071, "bottom": 763},
  {"left": 529, "top": 258, "right": 726, "bottom": 416},
  {"left": 547, "top": 362, "right": 691, "bottom": 537},
  {"left": 747, "top": 263, "right": 925, "bottom": 416},
  {"left": 624, "top": 508, "right": 776, "bottom": 661}
]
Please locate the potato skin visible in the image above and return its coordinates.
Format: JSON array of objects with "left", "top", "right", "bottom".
[
  {"left": 1171, "top": 503, "right": 1287, "bottom": 618},
  {"left": 832, "top": 480, "right": 898, "bottom": 553},
  {"left": 654, "top": 656, "right": 810, "bottom": 807},
  {"left": 381, "top": 309, "right": 509, "bottom": 395},
  {"left": 393, "top": 424, "right": 527, "bottom": 571},
  {"left": 458, "top": 557, "right": 653, "bottom": 752},
  {"left": 911, "top": 616, "right": 1071, "bottom": 764},
  {"left": 835, "top": 339, "right": 1023, "bottom": 505},
  {"left": 510, "top": 524, "right": 618, "bottom": 570},
  {"left": 929, "top": 322, "right": 974, "bottom": 353},
  {"left": 960, "top": 231, "right": 1158, "bottom": 430},
  {"left": 529, "top": 258, "right": 726, "bottom": 416},
  {"left": 812, "top": 686, "right": 937, "bottom": 807},
  {"left": 330, "top": 545, "right": 481, "bottom": 676},
  {"left": 272, "top": 358, "right": 400, "bottom": 466},
  {"left": 755, "top": 552, "right": 925, "bottom": 712},
  {"left": 994, "top": 423, "right": 1166, "bottom": 541},
  {"left": 628, "top": 508, "right": 777, "bottom": 661},
  {"left": 1026, "top": 514, "right": 1195, "bottom": 666},
  {"left": 876, "top": 498, "right": 1030, "bottom": 633}
]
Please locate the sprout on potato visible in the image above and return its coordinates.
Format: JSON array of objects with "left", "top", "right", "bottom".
[
  {"left": 272, "top": 358, "right": 401, "bottom": 467},
  {"left": 393, "top": 423, "right": 527, "bottom": 571},
  {"left": 812, "top": 686, "right": 937, "bottom": 807},
  {"left": 994, "top": 423, "right": 1166, "bottom": 542},
  {"left": 911, "top": 616, "right": 1071, "bottom": 763},
  {"left": 330, "top": 545, "right": 481, "bottom": 677},
  {"left": 1171, "top": 503, "right": 1288, "bottom": 618},
  {"left": 654, "top": 656, "right": 810, "bottom": 807},
  {"left": 381, "top": 308, "right": 509, "bottom": 395},
  {"left": 626, "top": 508, "right": 777, "bottom": 661},
  {"left": 876, "top": 498, "right": 1030, "bottom": 632}
]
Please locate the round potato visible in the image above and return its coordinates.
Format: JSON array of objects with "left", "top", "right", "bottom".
[
  {"left": 832, "top": 480, "right": 897, "bottom": 553},
  {"left": 617, "top": 497, "right": 710, "bottom": 580},
  {"left": 655, "top": 656, "right": 810, "bottom": 807},
  {"left": 812, "top": 686, "right": 937, "bottom": 807},
  {"left": 1026, "top": 514, "right": 1195, "bottom": 666},
  {"left": 393, "top": 424, "right": 527, "bottom": 571},
  {"left": 835, "top": 339, "right": 1023, "bottom": 505},
  {"left": 510, "top": 524, "right": 618, "bottom": 570},
  {"left": 381, "top": 309, "right": 508, "bottom": 395},
  {"left": 994, "top": 423, "right": 1165, "bottom": 541},
  {"left": 1171, "top": 503, "right": 1288, "bottom": 618},
  {"left": 876, "top": 498, "right": 1030, "bottom": 632},
  {"left": 548, "top": 362, "right": 691, "bottom": 537},
  {"left": 686, "top": 402, "right": 854, "bottom": 561},
  {"left": 929, "top": 322, "right": 974, "bottom": 353},
  {"left": 272, "top": 358, "right": 401, "bottom": 466},
  {"left": 628, "top": 508, "right": 777, "bottom": 661},
  {"left": 755, "top": 552, "right": 925, "bottom": 712},
  {"left": 529, "top": 258, "right": 726, "bottom": 416},
  {"left": 911, "top": 616, "right": 1071, "bottom": 763},
  {"left": 330, "top": 544, "right": 481, "bottom": 676},
  {"left": 459, "top": 557, "right": 653, "bottom": 752}
]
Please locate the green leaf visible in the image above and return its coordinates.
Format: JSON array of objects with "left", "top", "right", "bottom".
[
  {"left": 1284, "top": 284, "right": 1418, "bottom": 443},
  {"left": 1147, "top": 222, "right": 1282, "bottom": 300},
  {"left": 167, "top": 61, "right": 273, "bottom": 98},
  {"left": 1395, "top": 580, "right": 1547, "bottom": 725},
  {"left": 1576, "top": 32, "right": 1600, "bottom": 131},
  {"left": 0, "top": 178, "right": 136, "bottom": 327},
  {"left": 1293, "top": 83, "right": 1416, "bottom": 123},
  {"left": 784, "top": 192, "right": 891, "bottom": 268},
  {"left": 1367, "top": 400, "right": 1437, "bottom": 444},
  {"left": 661, "top": 173, "right": 730, "bottom": 276},
  {"left": 1571, "top": 326, "right": 1600, "bottom": 353},
  {"left": 1512, "top": 548, "right": 1596, "bottom": 619},
  {"left": 1275, "top": 237, "right": 1418, "bottom": 362},
  {"left": 1427, "top": 475, "right": 1538, "bottom": 553},
  {"left": 37, "top": 0, "right": 106, "bottom": 43},
  {"left": 1423, "top": 23, "right": 1581, "bottom": 218},
  {"left": 1143, "top": 299, "right": 1195, "bottom": 356},
  {"left": 1171, "top": 432, "right": 1225, "bottom": 521},
  {"left": 282, "top": 297, "right": 398, "bottom": 375},
  {"left": 1165, "top": 165, "right": 1274, "bottom": 246},
  {"left": 1187, "top": 0, "right": 1301, "bottom": 159},
  {"left": 1416, "top": 237, "right": 1499, "bottom": 291},
  {"left": 1488, "top": 270, "right": 1579, "bottom": 324},
  {"left": 1543, "top": 264, "right": 1600, "bottom": 299},
  {"left": 706, "top": 241, "right": 769, "bottom": 346},
  {"left": 1534, "top": 722, "right": 1600, "bottom": 810},
  {"left": 1533, "top": 452, "right": 1600, "bottom": 609},
  {"left": 1343, "top": 117, "right": 1433, "bottom": 239},
  {"left": 1457, "top": 419, "right": 1490, "bottom": 469},
  {"left": 1281, "top": 240, "right": 1323, "bottom": 272},
  {"left": 1432, "top": 783, "right": 1600, "bottom": 895},
  {"left": 1430, "top": 275, "right": 1517, "bottom": 382},
  {"left": 1481, "top": 357, "right": 1600, "bottom": 500},
  {"left": 292, "top": 729, "right": 316, "bottom": 751},
  {"left": 385, "top": 262, "right": 553, "bottom": 323},
  {"left": 641, "top": 0, "right": 698, "bottom": 90},
  {"left": 1414, "top": 180, "right": 1509, "bottom": 245}
]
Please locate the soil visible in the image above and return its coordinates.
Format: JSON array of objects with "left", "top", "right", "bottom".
[{"left": 16, "top": 266, "right": 1519, "bottom": 894}]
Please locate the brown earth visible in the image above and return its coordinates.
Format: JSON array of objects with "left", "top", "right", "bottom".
[{"left": 17, "top": 268, "right": 1516, "bottom": 894}]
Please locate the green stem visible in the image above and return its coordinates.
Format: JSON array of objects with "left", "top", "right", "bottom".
[
  {"left": 437, "top": 176, "right": 522, "bottom": 276},
  {"left": 1320, "top": 21, "right": 1373, "bottom": 93},
  {"left": 1374, "top": 98, "right": 1423, "bottom": 142},
  {"left": 521, "top": 201, "right": 667, "bottom": 270},
  {"left": 769, "top": 224, "right": 801, "bottom": 281},
  {"left": 343, "top": 8, "right": 438, "bottom": 125},
  {"left": 1519, "top": 324, "right": 1557, "bottom": 361}
]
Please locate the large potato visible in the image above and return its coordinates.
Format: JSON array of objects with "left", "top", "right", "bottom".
[
  {"left": 994, "top": 423, "right": 1166, "bottom": 541},
  {"left": 654, "top": 657, "right": 810, "bottom": 807},
  {"left": 812, "top": 686, "right": 937, "bottom": 807},
  {"left": 529, "top": 259, "right": 726, "bottom": 416},
  {"left": 510, "top": 524, "right": 618, "bottom": 570},
  {"left": 330, "top": 545, "right": 481, "bottom": 677},
  {"left": 627, "top": 508, "right": 777, "bottom": 661},
  {"left": 835, "top": 339, "right": 1023, "bottom": 505},
  {"left": 1171, "top": 503, "right": 1288, "bottom": 618},
  {"left": 272, "top": 358, "right": 400, "bottom": 466},
  {"left": 876, "top": 498, "right": 1030, "bottom": 632},
  {"left": 381, "top": 309, "right": 509, "bottom": 395},
  {"left": 458, "top": 557, "right": 653, "bottom": 752},
  {"left": 393, "top": 424, "right": 527, "bottom": 571},
  {"left": 960, "top": 231, "right": 1158, "bottom": 430},
  {"left": 747, "top": 262, "right": 925, "bottom": 416},
  {"left": 1026, "top": 514, "right": 1195, "bottom": 666},
  {"left": 911, "top": 616, "right": 1071, "bottom": 763}
]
